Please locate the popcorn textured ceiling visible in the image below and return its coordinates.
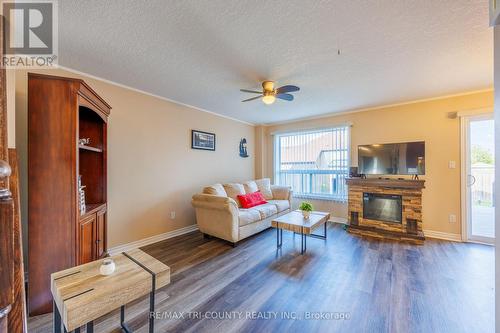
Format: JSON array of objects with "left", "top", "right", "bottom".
[{"left": 59, "top": 0, "right": 492, "bottom": 124}]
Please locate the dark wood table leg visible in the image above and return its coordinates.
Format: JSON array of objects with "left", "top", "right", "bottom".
[
  {"left": 86, "top": 321, "right": 94, "bottom": 333},
  {"left": 276, "top": 224, "right": 282, "bottom": 249},
  {"left": 301, "top": 227, "right": 305, "bottom": 254},
  {"left": 53, "top": 301, "right": 61, "bottom": 333},
  {"left": 120, "top": 305, "right": 125, "bottom": 326},
  {"left": 121, "top": 251, "right": 158, "bottom": 333},
  {"left": 120, "top": 305, "right": 132, "bottom": 333},
  {"left": 149, "top": 275, "right": 156, "bottom": 333},
  {"left": 309, "top": 222, "right": 328, "bottom": 240}
]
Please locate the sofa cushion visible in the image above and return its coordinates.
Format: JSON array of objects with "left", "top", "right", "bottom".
[
  {"left": 203, "top": 183, "right": 227, "bottom": 197},
  {"left": 270, "top": 185, "right": 291, "bottom": 200},
  {"left": 267, "top": 200, "right": 290, "bottom": 213},
  {"left": 238, "top": 208, "right": 262, "bottom": 227},
  {"left": 243, "top": 180, "right": 259, "bottom": 194},
  {"left": 252, "top": 203, "right": 278, "bottom": 219},
  {"left": 255, "top": 178, "right": 273, "bottom": 200},
  {"left": 237, "top": 191, "right": 267, "bottom": 209},
  {"left": 223, "top": 183, "right": 246, "bottom": 207}
]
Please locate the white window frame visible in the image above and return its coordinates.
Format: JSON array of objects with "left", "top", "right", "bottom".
[{"left": 273, "top": 125, "right": 351, "bottom": 202}]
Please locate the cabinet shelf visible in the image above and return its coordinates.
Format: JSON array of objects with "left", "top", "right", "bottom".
[
  {"left": 79, "top": 144, "right": 102, "bottom": 153},
  {"left": 80, "top": 203, "right": 106, "bottom": 219}
]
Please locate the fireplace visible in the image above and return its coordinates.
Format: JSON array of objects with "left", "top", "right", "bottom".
[
  {"left": 363, "top": 193, "right": 402, "bottom": 223},
  {"left": 345, "top": 178, "right": 425, "bottom": 243}
]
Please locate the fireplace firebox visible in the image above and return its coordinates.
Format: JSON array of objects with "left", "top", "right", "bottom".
[{"left": 363, "top": 193, "right": 402, "bottom": 223}]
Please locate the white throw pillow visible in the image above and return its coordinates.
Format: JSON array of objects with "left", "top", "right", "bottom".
[
  {"left": 255, "top": 178, "right": 273, "bottom": 200},
  {"left": 243, "top": 180, "right": 259, "bottom": 194},
  {"left": 203, "top": 184, "right": 227, "bottom": 197},
  {"left": 223, "top": 183, "right": 246, "bottom": 207}
]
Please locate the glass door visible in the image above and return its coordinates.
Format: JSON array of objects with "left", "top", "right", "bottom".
[{"left": 465, "top": 114, "right": 495, "bottom": 243}]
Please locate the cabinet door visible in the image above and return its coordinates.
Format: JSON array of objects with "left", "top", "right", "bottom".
[
  {"left": 96, "top": 208, "right": 106, "bottom": 258},
  {"left": 79, "top": 215, "right": 96, "bottom": 265}
]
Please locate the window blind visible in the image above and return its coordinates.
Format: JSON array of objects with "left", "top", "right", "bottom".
[{"left": 274, "top": 126, "right": 350, "bottom": 201}]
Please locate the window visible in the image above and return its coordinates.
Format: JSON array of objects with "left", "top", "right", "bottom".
[{"left": 274, "top": 126, "right": 350, "bottom": 201}]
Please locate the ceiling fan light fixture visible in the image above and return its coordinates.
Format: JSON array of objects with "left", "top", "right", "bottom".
[
  {"left": 262, "top": 80, "right": 275, "bottom": 92},
  {"left": 262, "top": 95, "right": 276, "bottom": 105},
  {"left": 241, "top": 81, "right": 299, "bottom": 103}
]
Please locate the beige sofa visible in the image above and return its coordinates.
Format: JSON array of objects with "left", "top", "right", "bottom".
[{"left": 191, "top": 178, "right": 292, "bottom": 245}]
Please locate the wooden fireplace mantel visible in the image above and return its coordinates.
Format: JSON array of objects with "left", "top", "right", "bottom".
[{"left": 345, "top": 177, "right": 425, "bottom": 189}]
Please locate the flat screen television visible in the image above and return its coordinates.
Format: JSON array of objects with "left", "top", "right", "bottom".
[{"left": 358, "top": 141, "right": 425, "bottom": 175}]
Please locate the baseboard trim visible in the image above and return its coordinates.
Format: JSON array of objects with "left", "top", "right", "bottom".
[
  {"left": 108, "top": 224, "right": 199, "bottom": 255},
  {"left": 424, "top": 229, "right": 462, "bottom": 242},
  {"left": 330, "top": 217, "right": 348, "bottom": 225},
  {"left": 107, "top": 224, "right": 461, "bottom": 253}
]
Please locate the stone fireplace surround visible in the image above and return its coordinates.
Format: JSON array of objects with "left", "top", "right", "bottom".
[{"left": 345, "top": 178, "right": 425, "bottom": 244}]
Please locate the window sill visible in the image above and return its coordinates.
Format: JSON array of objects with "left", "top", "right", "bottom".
[{"left": 293, "top": 194, "right": 347, "bottom": 203}]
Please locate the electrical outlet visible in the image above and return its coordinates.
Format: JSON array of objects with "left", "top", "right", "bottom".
[
  {"left": 449, "top": 214, "right": 456, "bottom": 223},
  {"left": 170, "top": 211, "right": 176, "bottom": 220},
  {"left": 448, "top": 161, "right": 456, "bottom": 169}
]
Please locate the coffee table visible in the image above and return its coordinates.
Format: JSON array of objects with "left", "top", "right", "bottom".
[{"left": 271, "top": 210, "right": 330, "bottom": 254}]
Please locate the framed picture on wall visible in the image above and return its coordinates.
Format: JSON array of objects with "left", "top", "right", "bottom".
[{"left": 191, "top": 130, "right": 216, "bottom": 151}]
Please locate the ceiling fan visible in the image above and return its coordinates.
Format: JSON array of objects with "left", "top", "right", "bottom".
[{"left": 240, "top": 81, "right": 300, "bottom": 105}]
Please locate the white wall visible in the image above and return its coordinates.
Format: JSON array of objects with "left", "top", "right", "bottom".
[
  {"left": 260, "top": 91, "right": 493, "bottom": 236},
  {"left": 494, "top": 25, "right": 500, "bottom": 333},
  {"left": 15, "top": 68, "right": 255, "bottom": 249}
]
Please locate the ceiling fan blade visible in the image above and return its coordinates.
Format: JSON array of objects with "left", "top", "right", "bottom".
[
  {"left": 276, "top": 85, "right": 300, "bottom": 94},
  {"left": 242, "top": 95, "right": 262, "bottom": 102},
  {"left": 276, "top": 93, "right": 294, "bottom": 101},
  {"left": 240, "top": 89, "right": 262, "bottom": 94}
]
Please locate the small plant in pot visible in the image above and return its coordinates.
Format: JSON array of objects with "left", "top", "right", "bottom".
[{"left": 299, "top": 202, "right": 313, "bottom": 219}]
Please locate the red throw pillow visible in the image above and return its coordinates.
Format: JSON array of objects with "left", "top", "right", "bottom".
[{"left": 237, "top": 191, "right": 268, "bottom": 209}]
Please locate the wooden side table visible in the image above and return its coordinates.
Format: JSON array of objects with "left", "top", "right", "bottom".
[{"left": 51, "top": 249, "right": 170, "bottom": 333}]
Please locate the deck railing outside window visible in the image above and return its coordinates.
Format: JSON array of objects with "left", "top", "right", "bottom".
[
  {"left": 471, "top": 164, "right": 495, "bottom": 207},
  {"left": 274, "top": 126, "right": 350, "bottom": 201}
]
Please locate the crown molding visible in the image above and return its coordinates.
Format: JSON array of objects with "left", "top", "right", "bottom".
[
  {"left": 56, "top": 66, "right": 492, "bottom": 128},
  {"left": 260, "top": 88, "right": 494, "bottom": 127}
]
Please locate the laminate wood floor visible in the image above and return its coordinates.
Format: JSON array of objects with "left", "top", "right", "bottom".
[{"left": 28, "top": 223, "right": 494, "bottom": 333}]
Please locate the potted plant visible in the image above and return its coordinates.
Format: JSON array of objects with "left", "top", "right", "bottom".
[{"left": 299, "top": 202, "right": 313, "bottom": 219}]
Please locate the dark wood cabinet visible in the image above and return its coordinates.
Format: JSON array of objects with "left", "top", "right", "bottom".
[
  {"left": 28, "top": 73, "right": 111, "bottom": 315},
  {"left": 79, "top": 214, "right": 96, "bottom": 265},
  {"left": 96, "top": 207, "right": 106, "bottom": 258},
  {"left": 77, "top": 203, "right": 107, "bottom": 265}
]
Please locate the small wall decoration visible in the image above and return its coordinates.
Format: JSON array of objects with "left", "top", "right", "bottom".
[
  {"left": 78, "top": 175, "right": 86, "bottom": 215},
  {"left": 191, "top": 130, "right": 216, "bottom": 151},
  {"left": 239, "top": 138, "right": 249, "bottom": 158},
  {"left": 78, "top": 138, "right": 90, "bottom": 146}
]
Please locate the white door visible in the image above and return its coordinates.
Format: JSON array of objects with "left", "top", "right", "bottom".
[{"left": 462, "top": 114, "right": 495, "bottom": 244}]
